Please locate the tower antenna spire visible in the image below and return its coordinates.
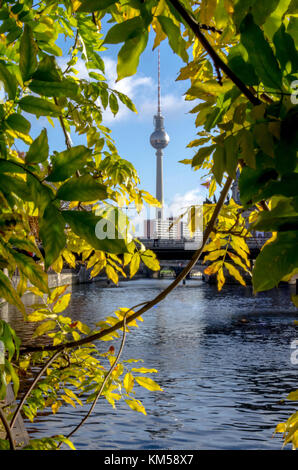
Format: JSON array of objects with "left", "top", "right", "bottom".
[
  {"left": 150, "top": 48, "right": 170, "bottom": 221},
  {"left": 158, "top": 48, "right": 161, "bottom": 115}
]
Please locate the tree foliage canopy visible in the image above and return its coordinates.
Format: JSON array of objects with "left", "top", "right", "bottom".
[{"left": 0, "top": 0, "right": 297, "bottom": 450}]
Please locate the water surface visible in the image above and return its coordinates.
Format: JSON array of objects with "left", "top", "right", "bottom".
[{"left": 4, "top": 279, "right": 298, "bottom": 449}]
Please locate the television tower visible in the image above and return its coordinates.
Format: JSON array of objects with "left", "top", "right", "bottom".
[{"left": 150, "top": 49, "right": 170, "bottom": 220}]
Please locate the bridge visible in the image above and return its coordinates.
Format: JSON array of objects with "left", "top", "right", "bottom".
[
  {"left": 140, "top": 236, "right": 271, "bottom": 260},
  {"left": 139, "top": 236, "right": 272, "bottom": 280}
]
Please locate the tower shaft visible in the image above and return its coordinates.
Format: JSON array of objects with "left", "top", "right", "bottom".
[
  {"left": 156, "top": 149, "right": 163, "bottom": 219},
  {"left": 149, "top": 49, "right": 169, "bottom": 222}
]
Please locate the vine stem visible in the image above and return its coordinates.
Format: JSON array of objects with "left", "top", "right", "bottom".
[
  {"left": 57, "top": 303, "right": 147, "bottom": 448},
  {"left": 9, "top": 350, "right": 62, "bottom": 431},
  {"left": 21, "top": 176, "right": 233, "bottom": 354},
  {"left": 168, "top": 0, "right": 261, "bottom": 106},
  {"left": 0, "top": 406, "right": 16, "bottom": 450}
]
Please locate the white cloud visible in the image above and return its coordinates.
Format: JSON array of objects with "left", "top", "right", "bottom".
[
  {"left": 165, "top": 188, "right": 204, "bottom": 219},
  {"left": 57, "top": 56, "right": 190, "bottom": 125}
]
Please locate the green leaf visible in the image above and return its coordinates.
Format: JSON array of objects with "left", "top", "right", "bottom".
[
  {"left": 0, "top": 63, "right": 17, "bottom": 100},
  {"left": 5, "top": 113, "right": 31, "bottom": 134},
  {"left": 32, "top": 55, "right": 62, "bottom": 82},
  {"left": 117, "top": 32, "right": 148, "bottom": 81},
  {"left": 12, "top": 251, "right": 49, "bottom": 293},
  {"left": 62, "top": 210, "right": 128, "bottom": 254},
  {"left": 273, "top": 24, "right": 298, "bottom": 72},
  {"left": 253, "top": 123, "right": 275, "bottom": 158},
  {"left": 263, "top": 0, "right": 292, "bottom": 39},
  {"left": 237, "top": 129, "right": 256, "bottom": 168},
  {"left": 252, "top": 231, "right": 298, "bottom": 292},
  {"left": 212, "top": 145, "right": 225, "bottom": 184},
  {"left": 115, "top": 91, "right": 137, "bottom": 113},
  {"left": 239, "top": 166, "right": 278, "bottom": 206},
  {"left": 135, "top": 376, "right": 163, "bottom": 392},
  {"left": 224, "top": 135, "right": 238, "bottom": 178},
  {"left": 25, "top": 129, "right": 49, "bottom": 164},
  {"left": 104, "top": 17, "right": 144, "bottom": 44},
  {"left": 56, "top": 174, "right": 108, "bottom": 201},
  {"left": 228, "top": 45, "right": 260, "bottom": 86},
  {"left": 19, "top": 24, "right": 38, "bottom": 81},
  {"left": 250, "top": 198, "right": 298, "bottom": 232},
  {"left": 0, "top": 271, "right": 25, "bottom": 315},
  {"left": 75, "top": 0, "right": 117, "bottom": 12},
  {"left": 192, "top": 145, "right": 216, "bottom": 168},
  {"left": 46, "top": 146, "right": 92, "bottom": 182},
  {"left": 29, "top": 79, "right": 79, "bottom": 98},
  {"left": 19, "top": 96, "right": 61, "bottom": 117},
  {"left": 240, "top": 14, "right": 282, "bottom": 89},
  {"left": 275, "top": 108, "right": 298, "bottom": 175},
  {"left": 5, "top": 360, "right": 19, "bottom": 396},
  {"left": 287, "top": 16, "right": 298, "bottom": 48},
  {"left": 157, "top": 16, "right": 188, "bottom": 63},
  {"left": 109, "top": 93, "right": 119, "bottom": 116},
  {"left": 39, "top": 203, "right": 66, "bottom": 269},
  {"left": 0, "top": 321, "right": 20, "bottom": 361}
]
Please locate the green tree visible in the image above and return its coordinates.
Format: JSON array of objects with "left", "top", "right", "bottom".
[{"left": 0, "top": 0, "right": 297, "bottom": 450}]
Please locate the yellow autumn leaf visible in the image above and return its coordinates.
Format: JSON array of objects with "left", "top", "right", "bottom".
[
  {"left": 274, "top": 422, "right": 286, "bottom": 433},
  {"left": 204, "top": 261, "right": 221, "bottom": 276},
  {"left": 224, "top": 262, "right": 246, "bottom": 286},
  {"left": 141, "top": 250, "right": 160, "bottom": 271},
  {"left": 53, "top": 293, "right": 71, "bottom": 313},
  {"left": 287, "top": 390, "right": 298, "bottom": 401},
  {"left": 217, "top": 267, "right": 225, "bottom": 291},
  {"left": 123, "top": 372, "right": 134, "bottom": 394},
  {"left": 51, "top": 255, "right": 63, "bottom": 273},
  {"left": 130, "top": 253, "right": 140, "bottom": 278},
  {"left": 125, "top": 398, "right": 147, "bottom": 415},
  {"left": 62, "top": 249, "right": 76, "bottom": 268},
  {"left": 61, "top": 394, "right": 76, "bottom": 407},
  {"left": 135, "top": 376, "right": 163, "bottom": 392},
  {"left": 48, "top": 284, "right": 69, "bottom": 304},
  {"left": 90, "top": 260, "right": 106, "bottom": 278},
  {"left": 33, "top": 320, "right": 57, "bottom": 337}
]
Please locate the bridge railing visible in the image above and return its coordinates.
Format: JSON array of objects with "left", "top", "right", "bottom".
[{"left": 140, "top": 235, "right": 272, "bottom": 250}]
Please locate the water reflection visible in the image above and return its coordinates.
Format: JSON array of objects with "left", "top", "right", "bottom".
[{"left": 1, "top": 279, "right": 297, "bottom": 449}]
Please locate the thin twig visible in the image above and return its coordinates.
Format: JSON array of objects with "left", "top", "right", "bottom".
[
  {"left": 58, "top": 303, "right": 144, "bottom": 447},
  {"left": 0, "top": 407, "right": 16, "bottom": 450}
]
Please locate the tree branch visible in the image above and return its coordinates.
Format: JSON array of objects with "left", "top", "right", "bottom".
[
  {"left": 0, "top": 406, "right": 16, "bottom": 450},
  {"left": 21, "top": 176, "right": 233, "bottom": 354},
  {"left": 168, "top": 0, "right": 261, "bottom": 106}
]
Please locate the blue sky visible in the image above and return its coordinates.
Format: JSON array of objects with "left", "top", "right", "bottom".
[
  {"left": 13, "top": 26, "right": 211, "bottom": 214},
  {"left": 98, "top": 33, "right": 209, "bottom": 210}
]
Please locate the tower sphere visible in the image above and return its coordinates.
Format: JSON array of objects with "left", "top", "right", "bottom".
[
  {"left": 150, "top": 114, "right": 170, "bottom": 150},
  {"left": 150, "top": 128, "right": 170, "bottom": 150}
]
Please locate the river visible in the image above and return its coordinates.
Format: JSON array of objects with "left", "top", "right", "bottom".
[{"left": 3, "top": 279, "right": 298, "bottom": 449}]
